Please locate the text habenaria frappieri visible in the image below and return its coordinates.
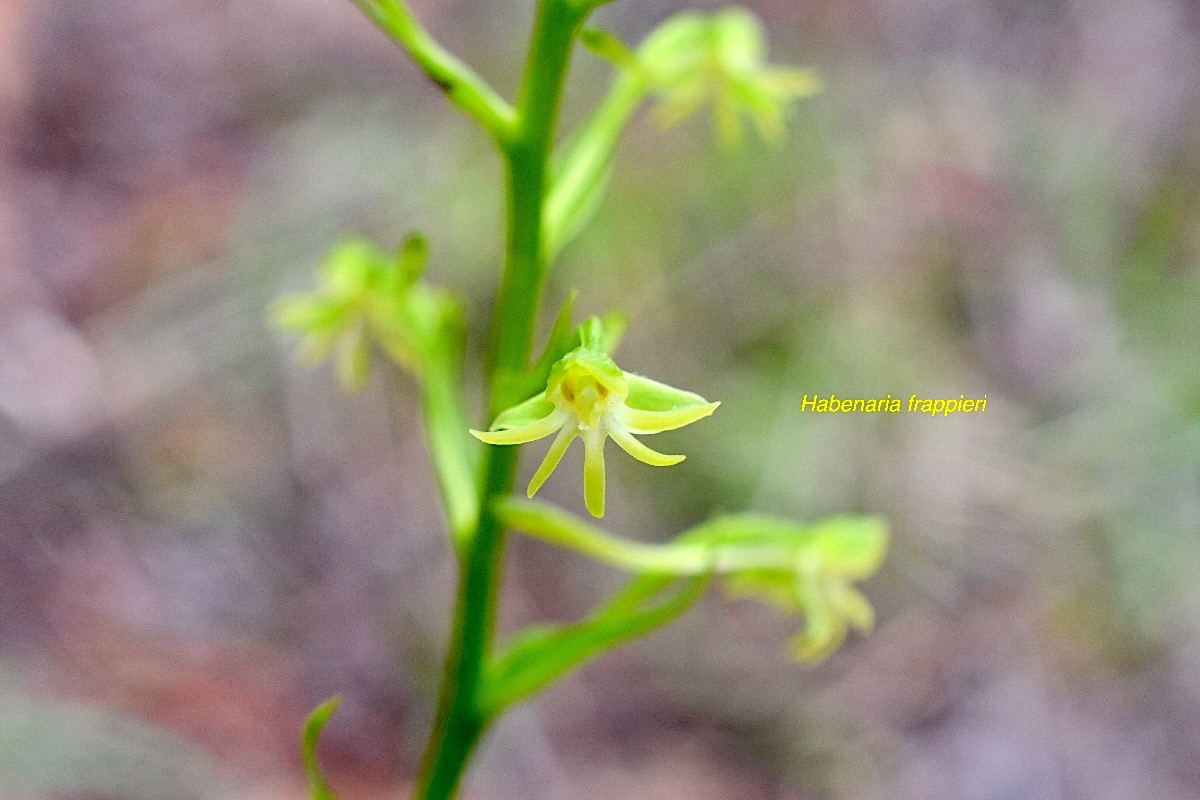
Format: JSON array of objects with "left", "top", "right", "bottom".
[{"left": 801, "top": 393, "right": 988, "bottom": 417}]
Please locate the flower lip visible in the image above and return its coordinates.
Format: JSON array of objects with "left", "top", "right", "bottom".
[{"left": 549, "top": 355, "right": 627, "bottom": 430}]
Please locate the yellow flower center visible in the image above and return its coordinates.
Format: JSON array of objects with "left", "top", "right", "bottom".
[
  {"left": 553, "top": 367, "right": 624, "bottom": 431},
  {"left": 556, "top": 376, "right": 604, "bottom": 431}
]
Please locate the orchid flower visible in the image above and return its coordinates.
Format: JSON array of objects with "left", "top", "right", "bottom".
[
  {"left": 471, "top": 317, "right": 719, "bottom": 517},
  {"left": 637, "top": 8, "right": 823, "bottom": 145},
  {"left": 273, "top": 235, "right": 456, "bottom": 392}
]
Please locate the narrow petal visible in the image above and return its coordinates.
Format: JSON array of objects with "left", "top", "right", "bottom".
[
  {"left": 652, "top": 83, "right": 708, "bottom": 129},
  {"left": 492, "top": 394, "right": 558, "bottom": 430},
  {"left": 765, "top": 67, "right": 823, "bottom": 98},
  {"left": 829, "top": 582, "right": 875, "bottom": 633},
  {"left": 583, "top": 432, "right": 607, "bottom": 518},
  {"left": 608, "top": 425, "right": 685, "bottom": 467},
  {"left": 527, "top": 425, "right": 578, "bottom": 498},
  {"left": 338, "top": 329, "right": 372, "bottom": 394},
  {"left": 471, "top": 411, "right": 566, "bottom": 446},
  {"left": 615, "top": 401, "right": 720, "bottom": 434},
  {"left": 790, "top": 583, "right": 845, "bottom": 662}
]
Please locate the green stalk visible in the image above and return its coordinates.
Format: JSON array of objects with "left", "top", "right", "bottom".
[
  {"left": 351, "top": 0, "right": 516, "bottom": 142},
  {"left": 413, "top": 2, "right": 588, "bottom": 796},
  {"left": 413, "top": 342, "right": 480, "bottom": 548}
]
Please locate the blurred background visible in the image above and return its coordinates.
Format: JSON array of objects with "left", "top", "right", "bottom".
[{"left": 2, "top": 0, "right": 1199, "bottom": 797}]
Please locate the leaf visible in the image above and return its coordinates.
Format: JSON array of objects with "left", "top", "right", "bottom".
[
  {"left": 482, "top": 574, "right": 707, "bottom": 715},
  {"left": 545, "top": 163, "right": 614, "bottom": 258},
  {"left": 301, "top": 695, "right": 342, "bottom": 800}
]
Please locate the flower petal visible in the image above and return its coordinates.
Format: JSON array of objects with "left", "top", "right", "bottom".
[
  {"left": 790, "top": 582, "right": 846, "bottom": 663},
  {"left": 337, "top": 328, "right": 372, "bottom": 394},
  {"left": 829, "top": 582, "right": 875, "bottom": 633},
  {"left": 808, "top": 516, "right": 889, "bottom": 579},
  {"left": 765, "top": 67, "right": 823, "bottom": 98},
  {"left": 471, "top": 410, "right": 566, "bottom": 446},
  {"left": 608, "top": 425, "right": 685, "bottom": 467},
  {"left": 492, "top": 394, "right": 558, "bottom": 430},
  {"left": 583, "top": 432, "right": 607, "bottom": 518},
  {"left": 548, "top": 347, "right": 627, "bottom": 398},
  {"left": 623, "top": 373, "right": 713, "bottom": 411},
  {"left": 615, "top": 401, "right": 720, "bottom": 435},
  {"left": 527, "top": 425, "right": 578, "bottom": 498}
]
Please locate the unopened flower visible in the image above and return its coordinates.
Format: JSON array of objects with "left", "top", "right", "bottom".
[{"left": 471, "top": 317, "right": 718, "bottom": 517}]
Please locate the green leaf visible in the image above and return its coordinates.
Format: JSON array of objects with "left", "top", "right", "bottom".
[
  {"left": 301, "top": 696, "right": 342, "bottom": 800},
  {"left": 482, "top": 574, "right": 707, "bottom": 715},
  {"left": 546, "top": 163, "right": 615, "bottom": 258}
]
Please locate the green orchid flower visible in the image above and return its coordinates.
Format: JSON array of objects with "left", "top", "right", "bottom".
[
  {"left": 471, "top": 317, "right": 719, "bottom": 517},
  {"left": 498, "top": 499, "right": 889, "bottom": 663},
  {"left": 272, "top": 234, "right": 456, "bottom": 393},
  {"left": 713, "top": 515, "right": 887, "bottom": 662},
  {"left": 637, "top": 8, "right": 823, "bottom": 145}
]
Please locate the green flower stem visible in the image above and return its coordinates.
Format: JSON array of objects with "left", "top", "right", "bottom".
[
  {"left": 488, "top": 0, "right": 589, "bottom": 402},
  {"left": 545, "top": 72, "right": 647, "bottom": 257},
  {"left": 396, "top": 343, "right": 480, "bottom": 550},
  {"left": 351, "top": 0, "right": 516, "bottom": 144},
  {"left": 414, "top": 2, "right": 589, "bottom": 797},
  {"left": 499, "top": 497, "right": 811, "bottom": 575},
  {"left": 500, "top": 496, "right": 704, "bottom": 572}
]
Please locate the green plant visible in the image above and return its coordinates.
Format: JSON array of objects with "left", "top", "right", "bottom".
[{"left": 275, "top": 2, "right": 885, "bottom": 797}]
